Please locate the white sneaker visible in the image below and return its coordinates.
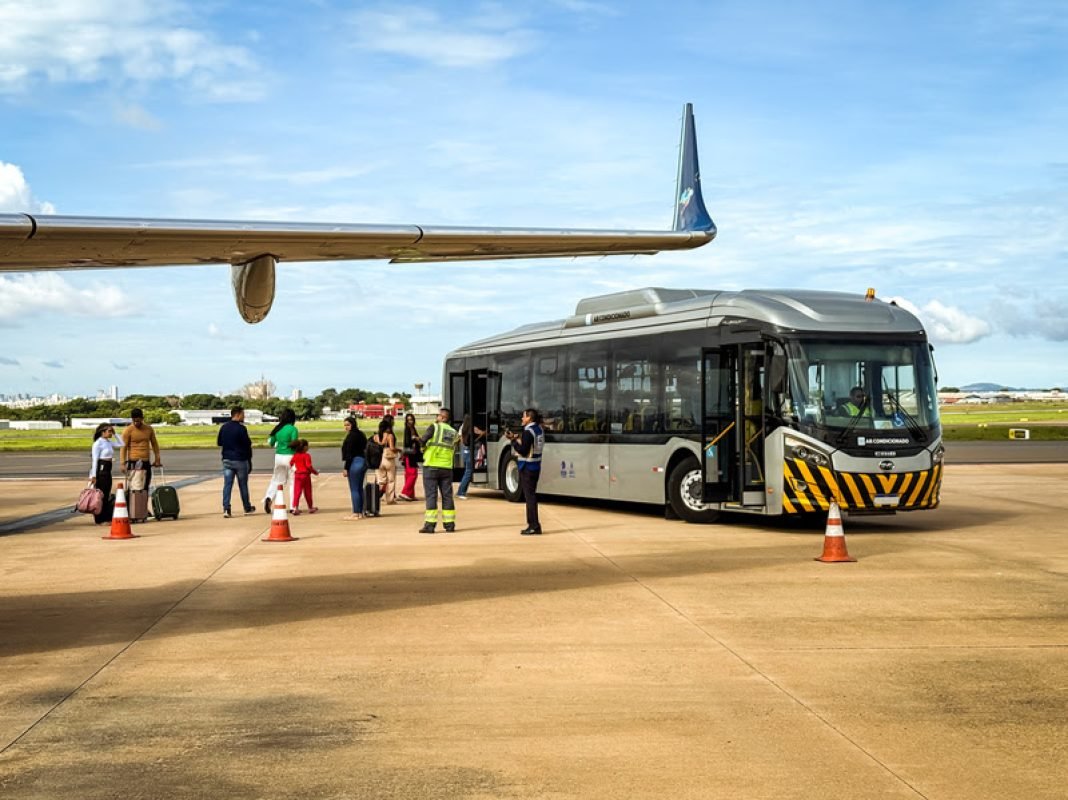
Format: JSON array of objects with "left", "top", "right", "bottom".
[{"left": 456, "top": 494, "right": 468, "bottom": 500}]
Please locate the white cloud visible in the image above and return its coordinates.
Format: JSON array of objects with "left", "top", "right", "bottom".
[
  {"left": 0, "top": 161, "right": 54, "bottom": 212},
  {"left": 351, "top": 7, "right": 534, "bottom": 67},
  {"left": 888, "top": 296, "right": 992, "bottom": 344},
  {"left": 992, "top": 292, "right": 1068, "bottom": 342},
  {"left": 0, "top": 0, "right": 262, "bottom": 100},
  {"left": 114, "top": 101, "right": 163, "bottom": 130},
  {"left": 0, "top": 274, "right": 130, "bottom": 322}
]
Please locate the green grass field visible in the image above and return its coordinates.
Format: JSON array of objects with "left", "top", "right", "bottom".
[
  {"left": 2, "top": 404, "right": 1066, "bottom": 451},
  {"left": 0, "top": 419, "right": 430, "bottom": 452}
]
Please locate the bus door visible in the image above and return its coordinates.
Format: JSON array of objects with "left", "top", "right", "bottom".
[
  {"left": 740, "top": 346, "right": 767, "bottom": 507},
  {"left": 701, "top": 348, "right": 738, "bottom": 503},
  {"left": 448, "top": 369, "right": 494, "bottom": 485}
]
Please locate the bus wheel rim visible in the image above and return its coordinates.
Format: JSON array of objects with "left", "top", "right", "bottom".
[{"left": 679, "top": 469, "right": 712, "bottom": 512}]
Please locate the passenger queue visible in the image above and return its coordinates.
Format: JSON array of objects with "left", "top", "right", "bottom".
[{"left": 80, "top": 407, "right": 546, "bottom": 536}]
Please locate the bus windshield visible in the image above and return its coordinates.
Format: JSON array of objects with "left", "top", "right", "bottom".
[{"left": 782, "top": 339, "right": 940, "bottom": 438}]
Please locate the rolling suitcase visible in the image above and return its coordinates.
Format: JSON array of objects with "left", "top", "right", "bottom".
[
  {"left": 363, "top": 481, "right": 381, "bottom": 517},
  {"left": 128, "top": 489, "right": 150, "bottom": 523},
  {"left": 151, "top": 467, "right": 180, "bottom": 520}
]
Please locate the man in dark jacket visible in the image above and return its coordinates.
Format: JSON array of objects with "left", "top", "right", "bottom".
[{"left": 217, "top": 406, "right": 256, "bottom": 518}]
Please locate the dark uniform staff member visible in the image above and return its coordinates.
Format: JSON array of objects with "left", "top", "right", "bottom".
[
  {"left": 507, "top": 408, "right": 545, "bottom": 535},
  {"left": 419, "top": 407, "right": 460, "bottom": 534}
]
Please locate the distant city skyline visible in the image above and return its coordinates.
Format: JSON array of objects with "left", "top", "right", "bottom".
[{"left": 2, "top": 2, "right": 1066, "bottom": 393}]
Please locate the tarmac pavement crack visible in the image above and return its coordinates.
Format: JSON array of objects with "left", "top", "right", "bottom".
[
  {"left": 0, "top": 519, "right": 272, "bottom": 757},
  {"left": 556, "top": 513, "right": 933, "bottom": 800}
]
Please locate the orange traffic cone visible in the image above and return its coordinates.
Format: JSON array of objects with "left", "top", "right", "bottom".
[
  {"left": 815, "top": 500, "right": 855, "bottom": 563},
  {"left": 103, "top": 482, "right": 139, "bottom": 540},
  {"left": 263, "top": 484, "right": 297, "bottom": 542}
]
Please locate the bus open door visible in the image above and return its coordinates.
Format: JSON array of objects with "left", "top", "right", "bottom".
[
  {"left": 448, "top": 368, "right": 497, "bottom": 487},
  {"left": 701, "top": 345, "right": 766, "bottom": 508}
]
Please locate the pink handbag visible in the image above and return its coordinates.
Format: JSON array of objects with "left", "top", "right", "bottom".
[{"left": 76, "top": 483, "right": 104, "bottom": 515}]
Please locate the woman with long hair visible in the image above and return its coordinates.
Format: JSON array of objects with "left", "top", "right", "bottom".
[
  {"left": 373, "top": 415, "right": 400, "bottom": 504},
  {"left": 263, "top": 407, "right": 298, "bottom": 512},
  {"left": 399, "top": 413, "right": 422, "bottom": 501},
  {"left": 89, "top": 422, "right": 116, "bottom": 524},
  {"left": 341, "top": 416, "right": 368, "bottom": 519}
]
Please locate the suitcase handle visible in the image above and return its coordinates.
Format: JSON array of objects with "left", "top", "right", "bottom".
[{"left": 156, "top": 465, "right": 167, "bottom": 487}]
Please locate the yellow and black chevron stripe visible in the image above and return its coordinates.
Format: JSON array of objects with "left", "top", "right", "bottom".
[{"left": 782, "top": 459, "right": 942, "bottom": 514}]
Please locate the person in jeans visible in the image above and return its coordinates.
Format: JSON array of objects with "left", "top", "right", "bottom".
[
  {"left": 217, "top": 406, "right": 256, "bottom": 518},
  {"left": 341, "top": 416, "right": 368, "bottom": 519},
  {"left": 455, "top": 413, "right": 485, "bottom": 499}
]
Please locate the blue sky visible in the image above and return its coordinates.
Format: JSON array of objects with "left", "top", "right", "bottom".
[{"left": 1, "top": 0, "right": 1066, "bottom": 397}]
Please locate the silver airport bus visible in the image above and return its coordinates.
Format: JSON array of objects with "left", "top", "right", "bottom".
[{"left": 444, "top": 286, "right": 943, "bottom": 522}]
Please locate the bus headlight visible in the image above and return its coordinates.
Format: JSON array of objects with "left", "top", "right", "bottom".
[
  {"left": 932, "top": 444, "right": 945, "bottom": 464},
  {"left": 787, "top": 439, "right": 829, "bottom": 467}
]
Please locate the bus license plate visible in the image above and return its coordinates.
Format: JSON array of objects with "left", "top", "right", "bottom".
[{"left": 874, "top": 495, "right": 900, "bottom": 508}]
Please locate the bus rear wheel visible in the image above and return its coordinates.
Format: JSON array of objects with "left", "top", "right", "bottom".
[
  {"left": 667, "top": 459, "right": 720, "bottom": 524},
  {"left": 500, "top": 456, "right": 523, "bottom": 503}
]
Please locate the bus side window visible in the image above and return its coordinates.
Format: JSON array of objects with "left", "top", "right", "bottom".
[
  {"left": 663, "top": 347, "right": 699, "bottom": 433},
  {"left": 570, "top": 351, "right": 608, "bottom": 433}
]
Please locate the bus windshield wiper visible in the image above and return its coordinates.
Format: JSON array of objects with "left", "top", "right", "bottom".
[{"left": 885, "top": 393, "right": 928, "bottom": 443}]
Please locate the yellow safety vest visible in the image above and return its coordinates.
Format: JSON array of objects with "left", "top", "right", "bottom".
[{"left": 423, "top": 422, "right": 459, "bottom": 469}]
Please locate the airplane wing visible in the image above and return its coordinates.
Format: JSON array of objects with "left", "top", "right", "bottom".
[{"left": 0, "top": 104, "right": 715, "bottom": 323}]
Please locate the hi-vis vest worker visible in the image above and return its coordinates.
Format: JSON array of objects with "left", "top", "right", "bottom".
[
  {"left": 842, "top": 386, "right": 873, "bottom": 418},
  {"left": 419, "top": 407, "right": 460, "bottom": 534},
  {"left": 517, "top": 420, "right": 545, "bottom": 467},
  {"left": 509, "top": 408, "right": 546, "bottom": 535},
  {"left": 423, "top": 419, "right": 459, "bottom": 469}
]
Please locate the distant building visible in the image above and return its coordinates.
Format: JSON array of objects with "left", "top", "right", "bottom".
[
  {"left": 291, "top": 388, "right": 302, "bottom": 401},
  {"left": 175, "top": 409, "right": 267, "bottom": 426},
  {"left": 72, "top": 417, "right": 131, "bottom": 429},
  {"left": 8, "top": 420, "right": 63, "bottom": 430},
  {"left": 409, "top": 393, "right": 442, "bottom": 416}
]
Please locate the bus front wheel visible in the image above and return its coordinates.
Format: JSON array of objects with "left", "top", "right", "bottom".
[
  {"left": 667, "top": 460, "right": 720, "bottom": 524},
  {"left": 500, "top": 456, "right": 523, "bottom": 503}
]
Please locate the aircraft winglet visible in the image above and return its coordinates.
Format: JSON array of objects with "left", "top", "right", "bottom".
[{"left": 673, "top": 103, "right": 715, "bottom": 234}]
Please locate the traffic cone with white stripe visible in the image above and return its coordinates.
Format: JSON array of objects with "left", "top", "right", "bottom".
[
  {"left": 815, "top": 500, "right": 855, "bottom": 563},
  {"left": 103, "top": 482, "right": 138, "bottom": 540},
  {"left": 263, "top": 483, "right": 297, "bottom": 542}
]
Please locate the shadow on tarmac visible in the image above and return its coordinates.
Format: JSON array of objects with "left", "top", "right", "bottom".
[{"left": 0, "top": 533, "right": 915, "bottom": 658}]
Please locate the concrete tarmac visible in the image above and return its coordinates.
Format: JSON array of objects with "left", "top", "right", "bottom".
[{"left": 0, "top": 465, "right": 1065, "bottom": 799}]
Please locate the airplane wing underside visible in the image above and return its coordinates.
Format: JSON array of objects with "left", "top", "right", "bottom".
[
  {"left": 0, "top": 103, "right": 714, "bottom": 323},
  {"left": 0, "top": 216, "right": 712, "bottom": 270}
]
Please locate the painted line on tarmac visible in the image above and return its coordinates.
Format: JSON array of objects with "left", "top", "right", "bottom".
[
  {"left": 0, "top": 513, "right": 275, "bottom": 756},
  {"left": 0, "top": 475, "right": 214, "bottom": 536}
]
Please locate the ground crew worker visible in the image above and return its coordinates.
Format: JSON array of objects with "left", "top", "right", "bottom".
[
  {"left": 507, "top": 408, "right": 545, "bottom": 535},
  {"left": 419, "top": 407, "right": 459, "bottom": 533}
]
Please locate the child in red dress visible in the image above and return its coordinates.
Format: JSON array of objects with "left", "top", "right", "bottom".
[{"left": 289, "top": 439, "right": 319, "bottom": 514}]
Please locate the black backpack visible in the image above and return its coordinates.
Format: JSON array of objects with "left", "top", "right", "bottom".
[{"left": 365, "top": 436, "right": 383, "bottom": 469}]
